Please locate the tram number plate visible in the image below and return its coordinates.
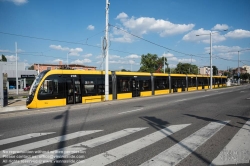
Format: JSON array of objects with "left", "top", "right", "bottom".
[{"left": 71, "top": 75, "right": 77, "bottom": 77}]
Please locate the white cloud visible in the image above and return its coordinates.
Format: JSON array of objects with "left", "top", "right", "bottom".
[
  {"left": 212, "top": 24, "right": 229, "bottom": 31},
  {"left": 4, "top": 0, "right": 28, "bottom": 5},
  {"left": 118, "top": 13, "right": 195, "bottom": 36},
  {"left": 83, "top": 53, "right": 92, "bottom": 58},
  {"left": 116, "top": 12, "right": 128, "bottom": 19},
  {"left": 52, "top": 59, "right": 64, "bottom": 64},
  {"left": 0, "top": 49, "right": 11, "bottom": 53},
  {"left": 162, "top": 52, "right": 174, "bottom": 58},
  {"left": 109, "top": 55, "right": 121, "bottom": 59},
  {"left": 69, "top": 48, "right": 83, "bottom": 56},
  {"left": 178, "top": 58, "right": 196, "bottom": 63},
  {"left": 126, "top": 54, "right": 140, "bottom": 59},
  {"left": 129, "top": 60, "right": 135, "bottom": 64},
  {"left": 205, "top": 45, "right": 242, "bottom": 59},
  {"left": 49, "top": 45, "right": 69, "bottom": 51},
  {"left": 110, "top": 27, "right": 135, "bottom": 43},
  {"left": 49, "top": 45, "right": 83, "bottom": 56},
  {"left": 225, "top": 29, "right": 250, "bottom": 38},
  {"left": 161, "top": 52, "right": 196, "bottom": 64},
  {"left": 70, "top": 59, "right": 91, "bottom": 64},
  {"left": 112, "top": 12, "right": 195, "bottom": 43},
  {"left": 183, "top": 28, "right": 226, "bottom": 43},
  {"left": 87, "top": 25, "right": 95, "bottom": 30},
  {"left": 5, "top": 55, "right": 18, "bottom": 61}
]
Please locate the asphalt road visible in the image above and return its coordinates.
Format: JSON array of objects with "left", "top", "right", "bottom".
[{"left": 0, "top": 85, "right": 249, "bottom": 166}]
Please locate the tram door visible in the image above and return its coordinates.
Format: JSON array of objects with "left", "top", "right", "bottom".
[
  {"left": 131, "top": 79, "right": 140, "bottom": 97},
  {"left": 66, "top": 79, "right": 82, "bottom": 104}
]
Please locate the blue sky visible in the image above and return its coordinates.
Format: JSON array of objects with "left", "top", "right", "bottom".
[{"left": 0, "top": 0, "right": 250, "bottom": 71}]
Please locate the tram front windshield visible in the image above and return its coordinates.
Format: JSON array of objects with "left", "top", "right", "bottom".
[{"left": 29, "top": 70, "right": 49, "bottom": 96}]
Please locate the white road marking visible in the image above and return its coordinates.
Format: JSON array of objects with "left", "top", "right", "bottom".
[
  {"left": 0, "top": 132, "right": 55, "bottom": 146},
  {"left": 202, "top": 95, "right": 211, "bottom": 97},
  {"left": 0, "top": 130, "right": 102, "bottom": 157},
  {"left": 140, "top": 121, "right": 229, "bottom": 166},
  {"left": 175, "top": 99, "right": 187, "bottom": 102},
  {"left": 71, "top": 124, "right": 190, "bottom": 166},
  {"left": 211, "top": 120, "right": 250, "bottom": 165},
  {"left": 118, "top": 108, "right": 143, "bottom": 114},
  {"left": 7, "top": 128, "right": 147, "bottom": 166}
]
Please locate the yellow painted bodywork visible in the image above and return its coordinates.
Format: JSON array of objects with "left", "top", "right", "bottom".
[
  {"left": 188, "top": 87, "right": 197, "bottom": 91},
  {"left": 177, "top": 88, "right": 182, "bottom": 92},
  {"left": 198, "top": 86, "right": 203, "bottom": 90},
  {"left": 27, "top": 70, "right": 229, "bottom": 109},
  {"left": 35, "top": 99, "right": 66, "bottom": 108},
  {"left": 117, "top": 93, "right": 132, "bottom": 100},
  {"left": 155, "top": 90, "right": 170, "bottom": 95},
  {"left": 82, "top": 95, "right": 112, "bottom": 103},
  {"left": 140, "top": 91, "right": 152, "bottom": 96},
  {"left": 116, "top": 71, "right": 151, "bottom": 76}
]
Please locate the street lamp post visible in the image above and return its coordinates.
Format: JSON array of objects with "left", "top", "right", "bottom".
[
  {"left": 67, "top": 52, "right": 71, "bottom": 68},
  {"left": 209, "top": 31, "right": 212, "bottom": 89},
  {"left": 196, "top": 30, "right": 227, "bottom": 90}
]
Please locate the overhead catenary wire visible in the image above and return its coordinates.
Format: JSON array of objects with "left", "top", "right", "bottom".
[{"left": 0, "top": 31, "right": 249, "bottom": 66}]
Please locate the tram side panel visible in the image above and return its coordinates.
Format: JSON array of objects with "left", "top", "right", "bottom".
[
  {"left": 116, "top": 74, "right": 152, "bottom": 99},
  {"left": 81, "top": 74, "right": 112, "bottom": 103},
  {"left": 154, "top": 76, "right": 170, "bottom": 95}
]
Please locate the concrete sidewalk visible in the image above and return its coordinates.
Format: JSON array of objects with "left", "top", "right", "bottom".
[{"left": 0, "top": 98, "right": 28, "bottom": 114}]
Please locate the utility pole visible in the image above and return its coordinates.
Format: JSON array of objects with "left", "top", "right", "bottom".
[
  {"left": 105, "top": 0, "right": 110, "bottom": 101},
  {"left": 209, "top": 32, "right": 213, "bottom": 89},
  {"left": 163, "top": 52, "right": 165, "bottom": 74},
  {"left": 15, "top": 42, "right": 18, "bottom": 95},
  {"left": 238, "top": 51, "right": 240, "bottom": 85}
]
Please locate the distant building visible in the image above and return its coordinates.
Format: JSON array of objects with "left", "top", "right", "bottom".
[
  {"left": 242, "top": 65, "right": 250, "bottom": 73},
  {"left": 0, "top": 62, "right": 37, "bottom": 90},
  {"left": 33, "top": 61, "right": 96, "bottom": 73},
  {"left": 199, "top": 67, "right": 211, "bottom": 75},
  {"left": 232, "top": 67, "right": 247, "bottom": 76}
]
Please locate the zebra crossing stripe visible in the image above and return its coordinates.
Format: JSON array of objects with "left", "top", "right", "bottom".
[
  {"left": 0, "top": 132, "right": 55, "bottom": 146},
  {"left": 71, "top": 124, "right": 190, "bottom": 166},
  {"left": 140, "top": 121, "right": 229, "bottom": 166},
  {"left": 7, "top": 128, "right": 147, "bottom": 166},
  {"left": 211, "top": 120, "right": 250, "bottom": 165},
  {"left": 0, "top": 130, "right": 102, "bottom": 158}
]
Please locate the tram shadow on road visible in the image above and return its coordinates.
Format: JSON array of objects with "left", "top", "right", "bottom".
[{"left": 140, "top": 116, "right": 212, "bottom": 165}]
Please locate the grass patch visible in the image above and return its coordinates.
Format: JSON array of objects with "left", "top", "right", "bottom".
[{"left": 8, "top": 96, "right": 14, "bottom": 100}]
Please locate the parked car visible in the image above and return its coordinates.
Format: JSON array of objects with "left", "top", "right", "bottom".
[
  {"left": 24, "top": 86, "right": 31, "bottom": 91},
  {"left": 9, "top": 85, "right": 16, "bottom": 89}
]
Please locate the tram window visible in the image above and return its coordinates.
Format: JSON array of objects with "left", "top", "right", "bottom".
[
  {"left": 188, "top": 77, "right": 196, "bottom": 87},
  {"left": 117, "top": 77, "right": 131, "bottom": 93},
  {"left": 97, "top": 77, "right": 104, "bottom": 95},
  {"left": 38, "top": 75, "right": 65, "bottom": 100},
  {"left": 120, "top": 80, "right": 129, "bottom": 92},
  {"left": 155, "top": 77, "right": 168, "bottom": 90},
  {"left": 138, "top": 77, "right": 151, "bottom": 91},
  {"left": 39, "top": 80, "right": 53, "bottom": 94}
]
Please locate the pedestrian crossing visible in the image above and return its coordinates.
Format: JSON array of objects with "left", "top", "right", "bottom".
[{"left": 1, "top": 120, "right": 249, "bottom": 166}]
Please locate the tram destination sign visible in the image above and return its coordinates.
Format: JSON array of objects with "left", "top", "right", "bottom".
[{"left": 21, "top": 75, "right": 35, "bottom": 78}]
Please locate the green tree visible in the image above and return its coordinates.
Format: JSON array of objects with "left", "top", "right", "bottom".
[
  {"left": 241, "top": 73, "right": 250, "bottom": 81},
  {"left": 223, "top": 71, "right": 232, "bottom": 78},
  {"left": 173, "top": 63, "right": 198, "bottom": 74},
  {"left": 0, "top": 54, "right": 7, "bottom": 62},
  {"left": 138, "top": 53, "right": 167, "bottom": 73},
  {"left": 28, "top": 65, "right": 34, "bottom": 70},
  {"left": 212, "top": 66, "right": 218, "bottom": 75},
  {"left": 121, "top": 69, "right": 129, "bottom": 72}
]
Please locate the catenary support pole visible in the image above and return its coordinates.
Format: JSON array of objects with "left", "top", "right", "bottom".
[
  {"left": 16, "top": 42, "right": 18, "bottom": 95},
  {"left": 105, "top": 0, "right": 110, "bottom": 101}
]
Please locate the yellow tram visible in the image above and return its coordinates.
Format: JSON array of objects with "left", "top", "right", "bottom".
[{"left": 26, "top": 69, "right": 227, "bottom": 109}]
